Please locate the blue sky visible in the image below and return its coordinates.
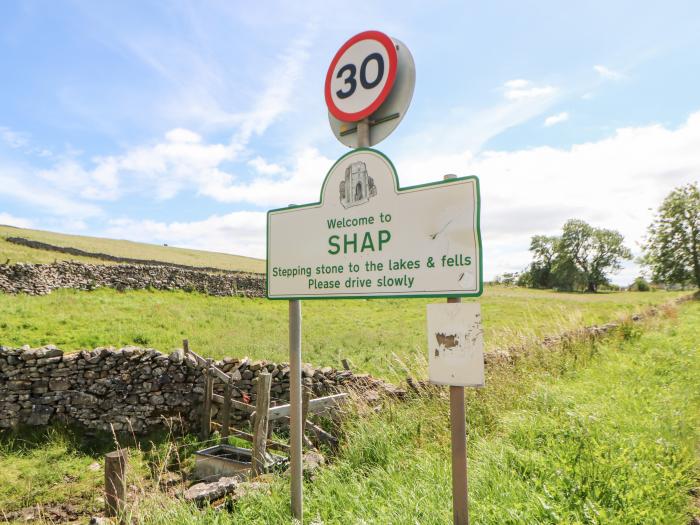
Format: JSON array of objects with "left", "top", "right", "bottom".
[{"left": 1, "top": 1, "right": 699, "bottom": 283}]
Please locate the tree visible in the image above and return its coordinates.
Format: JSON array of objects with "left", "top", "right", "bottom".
[
  {"left": 558, "top": 219, "right": 632, "bottom": 292},
  {"left": 521, "top": 220, "right": 632, "bottom": 292},
  {"left": 527, "top": 235, "right": 558, "bottom": 288},
  {"left": 630, "top": 276, "right": 651, "bottom": 292},
  {"left": 643, "top": 182, "right": 700, "bottom": 288}
]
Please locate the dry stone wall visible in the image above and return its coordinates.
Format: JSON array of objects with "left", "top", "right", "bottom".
[
  {"left": 0, "top": 345, "right": 396, "bottom": 434},
  {"left": 0, "top": 261, "right": 265, "bottom": 297}
]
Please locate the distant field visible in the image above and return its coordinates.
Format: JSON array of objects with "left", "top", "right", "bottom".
[
  {"left": 0, "top": 285, "right": 686, "bottom": 380},
  {"left": 0, "top": 225, "right": 265, "bottom": 273}
]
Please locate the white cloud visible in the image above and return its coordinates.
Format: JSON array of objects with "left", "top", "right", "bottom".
[
  {"left": 544, "top": 112, "right": 569, "bottom": 127},
  {"left": 29, "top": 30, "right": 315, "bottom": 205},
  {"left": 198, "top": 147, "right": 333, "bottom": 207},
  {"left": 0, "top": 126, "right": 28, "bottom": 149},
  {"left": 234, "top": 34, "right": 313, "bottom": 143},
  {"left": 503, "top": 79, "right": 530, "bottom": 89},
  {"left": 165, "top": 128, "right": 202, "bottom": 143},
  {"left": 35, "top": 127, "right": 240, "bottom": 201},
  {"left": 0, "top": 212, "right": 34, "bottom": 228},
  {"left": 394, "top": 110, "right": 700, "bottom": 284},
  {"left": 248, "top": 156, "right": 284, "bottom": 175},
  {"left": 503, "top": 79, "right": 557, "bottom": 100},
  {"left": 0, "top": 162, "right": 102, "bottom": 218},
  {"left": 104, "top": 211, "right": 267, "bottom": 259},
  {"left": 396, "top": 79, "right": 562, "bottom": 156},
  {"left": 38, "top": 126, "right": 332, "bottom": 208},
  {"left": 594, "top": 65, "right": 624, "bottom": 80}
]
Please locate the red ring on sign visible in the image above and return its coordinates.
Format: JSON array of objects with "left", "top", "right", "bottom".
[{"left": 324, "top": 30, "right": 398, "bottom": 122}]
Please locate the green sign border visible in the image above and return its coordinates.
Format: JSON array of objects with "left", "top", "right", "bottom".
[{"left": 266, "top": 148, "right": 483, "bottom": 300}]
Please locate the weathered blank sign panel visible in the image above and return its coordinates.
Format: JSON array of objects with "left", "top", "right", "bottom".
[
  {"left": 427, "top": 303, "right": 485, "bottom": 387},
  {"left": 267, "top": 149, "right": 482, "bottom": 299}
]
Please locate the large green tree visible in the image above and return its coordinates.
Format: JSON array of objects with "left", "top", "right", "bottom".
[
  {"left": 643, "top": 182, "right": 700, "bottom": 288},
  {"left": 521, "top": 220, "right": 631, "bottom": 292},
  {"left": 558, "top": 219, "right": 632, "bottom": 292}
]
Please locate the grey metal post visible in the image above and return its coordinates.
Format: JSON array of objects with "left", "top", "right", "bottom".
[
  {"left": 289, "top": 299, "right": 303, "bottom": 520},
  {"left": 445, "top": 173, "right": 469, "bottom": 525},
  {"left": 357, "top": 118, "right": 370, "bottom": 148}
]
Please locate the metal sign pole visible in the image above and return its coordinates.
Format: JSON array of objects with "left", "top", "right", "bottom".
[
  {"left": 445, "top": 172, "right": 469, "bottom": 525},
  {"left": 289, "top": 298, "right": 303, "bottom": 521},
  {"left": 449, "top": 372, "right": 469, "bottom": 525},
  {"left": 357, "top": 118, "right": 370, "bottom": 148}
]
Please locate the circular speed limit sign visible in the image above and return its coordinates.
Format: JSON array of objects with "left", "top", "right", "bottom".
[{"left": 324, "top": 30, "right": 398, "bottom": 122}]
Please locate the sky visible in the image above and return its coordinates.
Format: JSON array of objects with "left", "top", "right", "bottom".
[{"left": 1, "top": 1, "right": 699, "bottom": 284}]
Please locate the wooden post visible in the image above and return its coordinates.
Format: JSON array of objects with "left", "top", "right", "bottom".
[
  {"left": 341, "top": 358, "right": 351, "bottom": 371},
  {"left": 289, "top": 299, "right": 303, "bottom": 521},
  {"left": 252, "top": 372, "right": 272, "bottom": 476},
  {"left": 444, "top": 172, "right": 469, "bottom": 524},
  {"left": 182, "top": 338, "right": 190, "bottom": 355},
  {"left": 301, "top": 386, "right": 311, "bottom": 436},
  {"left": 201, "top": 358, "right": 213, "bottom": 441},
  {"left": 221, "top": 377, "right": 232, "bottom": 444},
  {"left": 105, "top": 449, "right": 128, "bottom": 519},
  {"left": 301, "top": 386, "right": 312, "bottom": 448}
]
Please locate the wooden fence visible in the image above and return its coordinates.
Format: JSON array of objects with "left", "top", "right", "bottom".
[{"left": 183, "top": 339, "right": 347, "bottom": 474}]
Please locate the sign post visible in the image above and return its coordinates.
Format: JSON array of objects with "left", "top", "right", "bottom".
[
  {"left": 450, "top": 381, "right": 469, "bottom": 524},
  {"left": 427, "top": 298, "right": 485, "bottom": 524},
  {"left": 269, "top": 29, "right": 482, "bottom": 523},
  {"left": 289, "top": 298, "right": 302, "bottom": 520},
  {"left": 446, "top": 173, "right": 469, "bottom": 525}
]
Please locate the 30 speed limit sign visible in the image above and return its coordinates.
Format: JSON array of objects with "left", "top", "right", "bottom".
[{"left": 324, "top": 30, "right": 398, "bottom": 122}]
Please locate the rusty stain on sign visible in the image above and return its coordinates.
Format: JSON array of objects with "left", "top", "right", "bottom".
[{"left": 435, "top": 332, "right": 459, "bottom": 350}]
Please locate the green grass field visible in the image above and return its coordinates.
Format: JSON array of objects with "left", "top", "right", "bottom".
[
  {"left": 141, "top": 300, "right": 700, "bottom": 524},
  {"left": 0, "top": 225, "right": 265, "bottom": 273},
  {"left": 1, "top": 233, "right": 697, "bottom": 523},
  {"left": 2, "top": 298, "right": 696, "bottom": 524},
  {"left": 0, "top": 286, "right": 685, "bottom": 379}
]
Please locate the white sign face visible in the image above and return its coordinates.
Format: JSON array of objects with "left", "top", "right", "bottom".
[
  {"left": 427, "top": 303, "right": 485, "bottom": 387},
  {"left": 266, "top": 149, "right": 482, "bottom": 299},
  {"left": 329, "top": 37, "right": 415, "bottom": 148},
  {"left": 324, "top": 30, "right": 398, "bottom": 122}
]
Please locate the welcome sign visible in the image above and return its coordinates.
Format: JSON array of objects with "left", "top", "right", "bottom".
[{"left": 266, "top": 148, "right": 482, "bottom": 299}]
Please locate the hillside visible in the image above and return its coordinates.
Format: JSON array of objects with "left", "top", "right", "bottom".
[{"left": 0, "top": 225, "right": 265, "bottom": 273}]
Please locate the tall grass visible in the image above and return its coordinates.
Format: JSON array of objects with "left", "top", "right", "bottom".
[
  {"left": 128, "top": 301, "right": 699, "bottom": 524},
  {"left": 1, "top": 295, "right": 695, "bottom": 523},
  {"left": 0, "top": 286, "right": 686, "bottom": 380}
]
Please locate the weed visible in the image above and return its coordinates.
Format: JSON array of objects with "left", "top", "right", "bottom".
[{"left": 132, "top": 334, "right": 151, "bottom": 346}]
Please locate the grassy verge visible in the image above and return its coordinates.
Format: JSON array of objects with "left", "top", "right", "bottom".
[
  {"left": 0, "top": 286, "right": 686, "bottom": 380},
  {"left": 130, "top": 300, "right": 699, "bottom": 524}
]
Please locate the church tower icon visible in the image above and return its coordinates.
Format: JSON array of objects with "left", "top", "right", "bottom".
[{"left": 339, "top": 161, "right": 377, "bottom": 209}]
